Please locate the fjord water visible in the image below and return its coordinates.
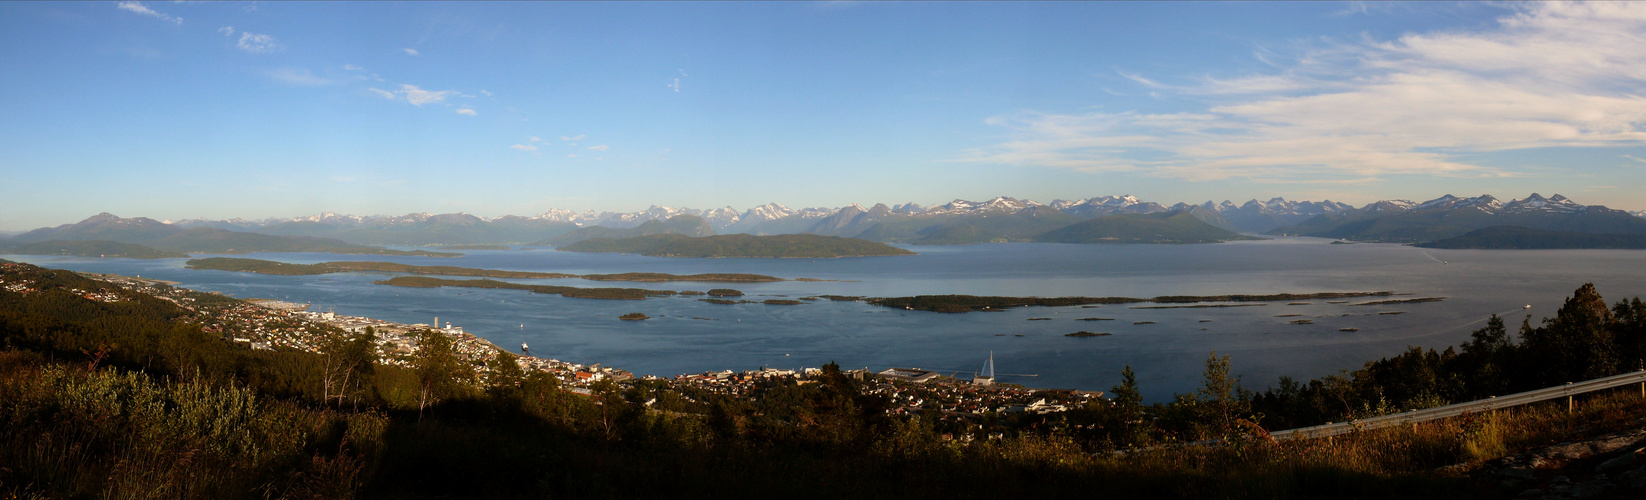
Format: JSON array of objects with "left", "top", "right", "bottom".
[{"left": 11, "top": 237, "right": 1646, "bottom": 400}]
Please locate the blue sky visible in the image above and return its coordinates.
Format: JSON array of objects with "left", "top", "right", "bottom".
[{"left": 3, "top": 1, "right": 1646, "bottom": 230}]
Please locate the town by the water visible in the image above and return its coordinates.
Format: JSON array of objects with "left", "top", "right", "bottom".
[{"left": 8, "top": 264, "right": 1097, "bottom": 418}]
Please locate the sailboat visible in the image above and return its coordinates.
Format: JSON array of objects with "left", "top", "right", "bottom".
[{"left": 974, "top": 351, "right": 995, "bottom": 386}]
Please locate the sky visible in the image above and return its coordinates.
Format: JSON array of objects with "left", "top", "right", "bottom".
[{"left": 4, "top": 1, "right": 1646, "bottom": 231}]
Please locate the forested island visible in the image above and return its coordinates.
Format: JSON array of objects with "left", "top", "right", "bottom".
[
  {"left": 866, "top": 291, "right": 1395, "bottom": 313},
  {"left": 558, "top": 233, "right": 916, "bottom": 258},
  {"left": 375, "top": 276, "right": 681, "bottom": 300},
  {"left": 185, "top": 257, "right": 784, "bottom": 282},
  {"left": 0, "top": 239, "right": 188, "bottom": 259}
]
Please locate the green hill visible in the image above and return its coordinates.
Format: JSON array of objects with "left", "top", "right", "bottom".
[
  {"left": 147, "top": 228, "right": 458, "bottom": 257},
  {"left": 185, "top": 257, "right": 783, "bottom": 282},
  {"left": 0, "top": 239, "right": 188, "bottom": 259},
  {"left": 817, "top": 207, "right": 1083, "bottom": 245},
  {"left": 537, "top": 214, "right": 716, "bottom": 246},
  {"left": 1417, "top": 225, "right": 1646, "bottom": 249},
  {"left": 559, "top": 233, "right": 916, "bottom": 258},
  {"left": 1032, "top": 211, "right": 1256, "bottom": 244},
  {"left": 12, "top": 213, "right": 458, "bottom": 257},
  {"left": 258, "top": 213, "right": 577, "bottom": 246}
]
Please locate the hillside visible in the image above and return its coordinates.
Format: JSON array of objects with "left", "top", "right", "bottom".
[
  {"left": 11, "top": 214, "right": 457, "bottom": 257},
  {"left": 4, "top": 261, "right": 1646, "bottom": 498},
  {"left": 537, "top": 214, "right": 716, "bottom": 246},
  {"left": 0, "top": 239, "right": 188, "bottom": 259},
  {"left": 249, "top": 212, "right": 578, "bottom": 246},
  {"left": 1032, "top": 211, "right": 1256, "bottom": 244},
  {"left": 147, "top": 228, "right": 458, "bottom": 257},
  {"left": 185, "top": 257, "right": 783, "bottom": 282},
  {"left": 1417, "top": 226, "right": 1646, "bottom": 249},
  {"left": 559, "top": 233, "right": 916, "bottom": 258},
  {"left": 1272, "top": 194, "right": 1646, "bottom": 243}
]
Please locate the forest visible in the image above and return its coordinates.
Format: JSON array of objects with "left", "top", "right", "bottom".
[{"left": 1, "top": 260, "right": 1644, "bottom": 498}]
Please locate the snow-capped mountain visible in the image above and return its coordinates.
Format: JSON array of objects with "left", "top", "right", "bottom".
[
  {"left": 924, "top": 196, "right": 1046, "bottom": 215},
  {"left": 1270, "top": 193, "right": 1646, "bottom": 243},
  {"left": 63, "top": 191, "right": 1641, "bottom": 248}
]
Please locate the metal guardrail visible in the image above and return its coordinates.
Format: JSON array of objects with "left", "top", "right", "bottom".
[{"left": 1269, "top": 370, "right": 1646, "bottom": 441}]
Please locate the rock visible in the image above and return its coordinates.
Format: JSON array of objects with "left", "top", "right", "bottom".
[
  {"left": 1491, "top": 468, "right": 1538, "bottom": 481},
  {"left": 1597, "top": 451, "right": 1638, "bottom": 473},
  {"left": 1513, "top": 489, "right": 1544, "bottom": 499},
  {"left": 1536, "top": 430, "right": 1646, "bottom": 461},
  {"left": 1619, "top": 465, "right": 1646, "bottom": 489},
  {"left": 1569, "top": 480, "right": 1612, "bottom": 498}
]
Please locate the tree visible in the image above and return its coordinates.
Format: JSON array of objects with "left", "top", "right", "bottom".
[
  {"left": 1109, "top": 365, "right": 1146, "bottom": 446},
  {"left": 487, "top": 350, "right": 526, "bottom": 402},
  {"left": 412, "top": 328, "right": 475, "bottom": 419},
  {"left": 1520, "top": 283, "right": 1617, "bottom": 384},
  {"left": 1196, "top": 351, "right": 1250, "bottom": 438},
  {"left": 1458, "top": 315, "right": 1512, "bottom": 397}
]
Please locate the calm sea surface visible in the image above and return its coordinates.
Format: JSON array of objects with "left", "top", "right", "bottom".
[{"left": 9, "top": 237, "right": 1646, "bottom": 401}]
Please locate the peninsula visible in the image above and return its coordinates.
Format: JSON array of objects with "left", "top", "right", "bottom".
[
  {"left": 0, "top": 239, "right": 188, "bottom": 259},
  {"left": 375, "top": 276, "right": 680, "bottom": 300},
  {"left": 558, "top": 233, "right": 915, "bottom": 258},
  {"left": 185, "top": 257, "right": 783, "bottom": 282},
  {"left": 866, "top": 291, "right": 1395, "bottom": 313}
]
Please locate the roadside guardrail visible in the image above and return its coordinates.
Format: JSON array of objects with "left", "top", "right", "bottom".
[{"left": 1269, "top": 370, "right": 1646, "bottom": 441}]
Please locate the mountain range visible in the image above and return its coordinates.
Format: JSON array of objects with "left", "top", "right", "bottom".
[
  {"left": 7, "top": 193, "right": 1644, "bottom": 250},
  {"left": 1270, "top": 193, "right": 1646, "bottom": 244}
]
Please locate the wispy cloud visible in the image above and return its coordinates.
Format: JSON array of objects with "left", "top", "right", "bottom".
[
  {"left": 263, "top": 68, "right": 337, "bottom": 86},
  {"left": 963, "top": 3, "right": 1646, "bottom": 183},
  {"left": 218, "top": 26, "right": 235, "bottom": 37},
  {"left": 236, "top": 32, "right": 282, "bottom": 53},
  {"left": 398, "top": 84, "right": 455, "bottom": 106},
  {"left": 455, "top": 108, "right": 477, "bottom": 116},
  {"left": 587, "top": 145, "right": 609, "bottom": 151},
  {"left": 116, "top": 2, "right": 181, "bottom": 25},
  {"left": 529, "top": 136, "right": 542, "bottom": 142},
  {"left": 560, "top": 135, "right": 584, "bottom": 142},
  {"left": 510, "top": 144, "right": 538, "bottom": 151},
  {"left": 403, "top": 48, "right": 420, "bottom": 56},
  {"left": 367, "top": 88, "right": 395, "bottom": 100},
  {"left": 342, "top": 64, "right": 365, "bottom": 71},
  {"left": 667, "top": 69, "right": 688, "bottom": 92}
]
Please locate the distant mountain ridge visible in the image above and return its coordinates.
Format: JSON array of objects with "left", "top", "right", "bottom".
[
  {"left": 1270, "top": 193, "right": 1646, "bottom": 243},
  {"left": 11, "top": 213, "right": 456, "bottom": 256},
  {"left": 28, "top": 193, "right": 1646, "bottom": 248}
]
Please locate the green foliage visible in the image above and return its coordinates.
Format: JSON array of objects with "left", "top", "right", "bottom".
[
  {"left": 1252, "top": 282, "right": 1646, "bottom": 430},
  {"left": 5, "top": 259, "right": 1646, "bottom": 498},
  {"left": 411, "top": 329, "right": 476, "bottom": 417}
]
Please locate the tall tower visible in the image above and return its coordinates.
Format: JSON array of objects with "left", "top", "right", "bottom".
[{"left": 974, "top": 351, "right": 995, "bottom": 386}]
